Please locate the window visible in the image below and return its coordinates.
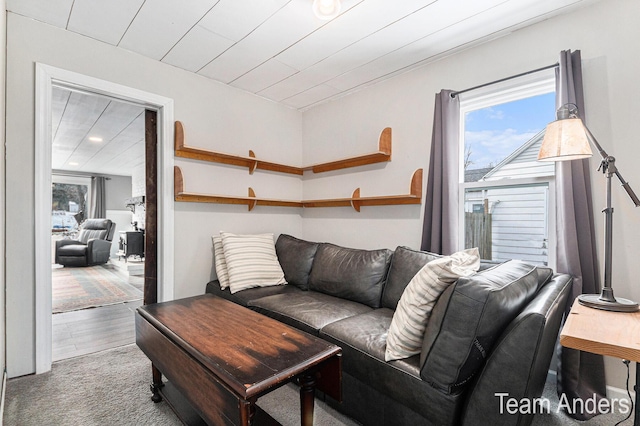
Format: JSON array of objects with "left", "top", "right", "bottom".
[
  {"left": 458, "top": 71, "right": 556, "bottom": 267},
  {"left": 52, "top": 175, "right": 91, "bottom": 232}
]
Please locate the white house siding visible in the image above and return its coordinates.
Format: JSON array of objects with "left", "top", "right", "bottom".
[
  {"left": 490, "top": 185, "right": 548, "bottom": 264},
  {"left": 464, "top": 185, "right": 549, "bottom": 265},
  {"left": 465, "top": 132, "right": 552, "bottom": 265}
]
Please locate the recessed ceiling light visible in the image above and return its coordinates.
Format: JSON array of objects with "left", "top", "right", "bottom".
[
  {"left": 68, "top": 162, "right": 79, "bottom": 166},
  {"left": 312, "top": 0, "right": 341, "bottom": 20},
  {"left": 88, "top": 136, "right": 103, "bottom": 142}
]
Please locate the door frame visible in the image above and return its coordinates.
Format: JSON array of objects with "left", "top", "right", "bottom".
[{"left": 35, "top": 63, "right": 175, "bottom": 373}]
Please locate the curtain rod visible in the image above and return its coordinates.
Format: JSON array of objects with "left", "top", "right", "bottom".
[{"left": 449, "top": 62, "right": 559, "bottom": 98}]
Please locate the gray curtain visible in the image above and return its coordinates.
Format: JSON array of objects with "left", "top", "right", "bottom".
[
  {"left": 554, "top": 49, "right": 607, "bottom": 420},
  {"left": 420, "top": 90, "right": 460, "bottom": 255},
  {"left": 90, "top": 176, "right": 106, "bottom": 219}
]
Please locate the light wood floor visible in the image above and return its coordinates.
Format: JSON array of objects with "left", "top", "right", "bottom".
[
  {"left": 52, "top": 257, "right": 144, "bottom": 362},
  {"left": 52, "top": 300, "right": 143, "bottom": 361}
]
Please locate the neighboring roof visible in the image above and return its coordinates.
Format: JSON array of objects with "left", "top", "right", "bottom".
[
  {"left": 464, "top": 167, "right": 494, "bottom": 182},
  {"left": 481, "top": 129, "right": 546, "bottom": 180}
]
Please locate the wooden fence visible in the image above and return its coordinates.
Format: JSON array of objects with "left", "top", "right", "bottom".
[{"left": 465, "top": 212, "right": 492, "bottom": 260}]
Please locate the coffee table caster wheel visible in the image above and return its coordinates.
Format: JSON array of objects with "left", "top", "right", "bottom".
[{"left": 150, "top": 383, "right": 163, "bottom": 403}]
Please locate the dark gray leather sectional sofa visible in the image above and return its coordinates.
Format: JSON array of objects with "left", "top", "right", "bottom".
[{"left": 206, "top": 234, "right": 572, "bottom": 426}]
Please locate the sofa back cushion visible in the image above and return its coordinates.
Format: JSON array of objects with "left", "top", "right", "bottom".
[
  {"left": 381, "top": 246, "right": 442, "bottom": 310},
  {"left": 308, "top": 243, "right": 393, "bottom": 308},
  {"left": 77, "top": 219, "right": 113, "bottom": 244},
  {"left": 419, "top": 260, "right": 540, "bottom": 394},
  {"left": 275, "top": 234, "right": 319, "bottom": 290}
]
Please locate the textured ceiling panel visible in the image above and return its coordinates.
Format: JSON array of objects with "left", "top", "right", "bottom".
[
  {"left": 8, "top": 0, "right": 600, "bottom": 111},
  {"left": 162, "top": 25, "right": 235, "bottom": 72},
  {"left": 67, "top": 0, "right": 145, "bottom": 45},
  {"left": 51, "top": 87, "right": 145, "bottom": 177},
  {"left": 118, "top": 0, "right": 219, "bottom": 60},
  {"left": 7, "top": 0, "right": 74, "bottom": 28}
]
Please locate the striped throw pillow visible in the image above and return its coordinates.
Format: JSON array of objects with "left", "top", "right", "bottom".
[
  {"left": 385, "top": 248, "right": 480, "bottom": 362},
  {"left": 220, "top": 232, "right": 287, "bottom": 294},
  {"left": 212, "top": 236, "right": 230, "bottom": 290}
]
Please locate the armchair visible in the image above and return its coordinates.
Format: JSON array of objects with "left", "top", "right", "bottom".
[{"left": 55, "top": 219, "right": 116, "bottom": 267}]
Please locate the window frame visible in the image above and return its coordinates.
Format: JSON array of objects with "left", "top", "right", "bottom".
[{"left": 457, "top": 70, "right": 557, "bottom": 268}]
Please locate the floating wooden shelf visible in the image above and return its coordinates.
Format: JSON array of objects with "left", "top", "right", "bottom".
[
  {"left": 174, "top": 166, "right": 422, "bottom": 212},
  {"left": 174, "top": 121, "right": 391, "bottom": 175}
]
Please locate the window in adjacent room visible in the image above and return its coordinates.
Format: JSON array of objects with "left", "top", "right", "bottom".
[
  {"left": 458, "top": 70, "right": 556, "bottom": 267},
  {"left": 51, "top": 174, "right": 91, "bottom": 233}
]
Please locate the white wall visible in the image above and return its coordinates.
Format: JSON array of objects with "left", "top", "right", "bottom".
[
  {"left": 301, "top": 0, "right": 640, "bottom": 391},
  {"left": 0, "top": 0, "right": 7, "bottom": 395},
  {"left": 5, "top": 13, "right": 303, "bottom": 377},
  {"left": 105, "top": 175, "right": 134, "bottom": 258},
  {"left": 131, "top": 163, "right": 145, "bottom": 198},
  {"left": 105, "top": 175, "right": 132, "bottom": 212}
]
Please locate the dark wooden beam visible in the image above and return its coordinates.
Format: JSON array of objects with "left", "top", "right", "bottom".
[{"left": 144, "top": 109, "right": 158, "bottom": 305}]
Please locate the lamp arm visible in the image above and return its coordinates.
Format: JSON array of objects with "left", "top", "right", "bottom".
[{"left": 584, "top": 126, "right": 640, "bottom": 207}]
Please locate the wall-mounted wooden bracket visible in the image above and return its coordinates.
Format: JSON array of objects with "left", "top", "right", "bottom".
[
  {"left": 302, "top": 169, "right": 423, "bottom": 211},
  {"left": 174, "top": 166, "right": 422, "bottom": 212},
  {"left": 174, "top": 121, "right": 391, "bottom": 175},
  {"left": 174, "top": 121, "right": 302, "bottom": 175},
  {"left": 303, "top": 127, "right": 391, "bottom": 173},
  {"left": 174, "top": 166, "right": 303, "bottom": 211}
]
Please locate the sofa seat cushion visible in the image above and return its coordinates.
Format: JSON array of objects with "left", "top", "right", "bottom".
[
  {"left": 420, "top": 260, "right": 541, "bottom": 395},
  {"left": 308, "top": 243, "right": 393, "bottom": 308},
  {"left": 320, "top": 309, "right": 394, "bottom": 363},
  {"left": 320, "top": 309, "right": 464, "bottom": 426},
  {"left": 275, "top": 234, "right": 319, "bottom": 290},
  {"left": 248, "top": 291, "right": 372, "bottom": 335},
  {"left": 205, "top": 280, "right": 302, "bottom": 307}
]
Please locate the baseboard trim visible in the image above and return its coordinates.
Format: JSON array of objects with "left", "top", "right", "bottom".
[
  {"left": 546, "top": 369, "right": 635, "bottom": 402},
  {"left": 1, "top": 369, "right": 7, "bottom": 420}
]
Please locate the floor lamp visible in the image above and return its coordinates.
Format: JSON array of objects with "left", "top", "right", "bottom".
[{"left": 538, "top": 103, "right": 640, "bottom": 312}]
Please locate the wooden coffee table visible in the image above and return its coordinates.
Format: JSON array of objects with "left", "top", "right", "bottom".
[{"left": 135, "top": 294, "right": 342, "bottom": 425}]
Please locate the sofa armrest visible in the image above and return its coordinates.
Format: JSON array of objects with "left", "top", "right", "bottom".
[
  {"left": 87, "top": 239, "right": 113, "bottom": 264},
  {"left": 461, "top": 274, "right": 571, "bottom": 426},
  {"left": 55, "top": 239, "right": 81, "bottom": 249}
]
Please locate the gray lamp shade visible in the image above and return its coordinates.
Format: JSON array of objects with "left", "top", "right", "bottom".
[{"left": 538, "top": 118, "right": 593, "bottom": 162}]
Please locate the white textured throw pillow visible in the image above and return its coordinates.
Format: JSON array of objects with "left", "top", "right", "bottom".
[
  {"left": 212, "top": 236, "right": 230, "bottom": 290},
  {"left": 385, "top": 248, "right": 480, "bottom": 362},
  {"left": 220, "top": 232, "right": 287, "bottom": 294}
]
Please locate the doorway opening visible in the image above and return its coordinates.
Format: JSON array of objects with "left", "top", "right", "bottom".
[
  {"left": 35, "top": 64, "right": 175, "bottom": 374},
  {"left": 50, "top": 86, "right": 148, "bottom": 361}
]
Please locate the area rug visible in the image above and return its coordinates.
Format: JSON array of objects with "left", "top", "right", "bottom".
[{"left": 52, "top": 264, "right": 143, "bottom": 313}]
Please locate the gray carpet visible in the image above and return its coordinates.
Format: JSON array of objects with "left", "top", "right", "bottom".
[{"left": 3, "top": 344, "right": 633, "bottom": 425}]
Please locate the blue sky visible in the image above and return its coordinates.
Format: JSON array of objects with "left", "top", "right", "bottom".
[{"left": 464, "top": 92, "right": 556, "bottom": 169}]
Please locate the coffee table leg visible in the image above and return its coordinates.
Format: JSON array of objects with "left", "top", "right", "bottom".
[
  {"left": 300, "top": 372, "right": 316, "bottom": 426},
  {"left": 239, "top": 400, "right": 256, "bottom": 425},
  {"left": 150, "top": 364, "right": 164, "bottom": 403}
]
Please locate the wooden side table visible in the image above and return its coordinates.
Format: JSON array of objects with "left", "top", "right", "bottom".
[{"left": 560, "top": 300, "right": 640, "bottom": 424}]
